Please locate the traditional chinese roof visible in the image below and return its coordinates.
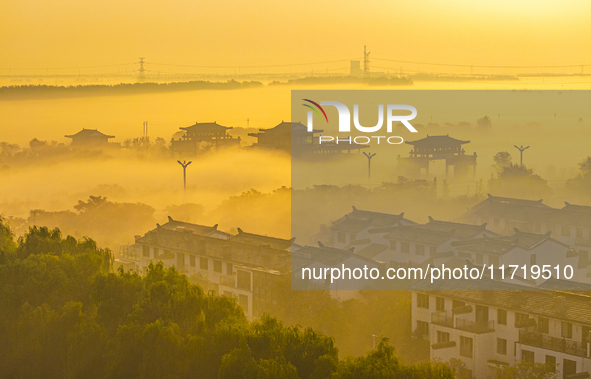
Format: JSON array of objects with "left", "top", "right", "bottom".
[
  {"left": 248, "top": 122, "right": 322, "bottom": 137},
  {"left": 230, "top": 228, "right": 293, "bottom": 250},
  {"left": 414, "top": 216, "right": 497, "bottom": 240},
  {"left": 450, "top": 229, "right": 568, "bottom": 254},
  {"left": 292, "top": 243, "right": 378, "bottom": 268},
  {"left": 65, "top": 128, "right": 114, "bottom": 139},
  {"left": 355, "top": 243, "right": 389, "bottom": 259},
  {"left": 180, "top": 122, "right": 233, "bottom": 132},
  {"left": 405, "top": 134, "right": 469, "bottom": 148},
  {"left": 135, "top": 219, "right": 290, "bottom": 273},
  {"left": 383, "top": 226, "right": 456, "bottom": 246},
  {"left": 469, "top": 194, "right": 550, "bottom": 220}
]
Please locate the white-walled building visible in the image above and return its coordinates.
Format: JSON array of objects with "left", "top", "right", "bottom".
[{"left": 411, "top": 280, "right": 591, "bottom": 379}]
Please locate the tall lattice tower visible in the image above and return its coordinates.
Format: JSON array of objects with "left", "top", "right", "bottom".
[{"left": 138, "top": 57, "right": 146, "bottom": 82}]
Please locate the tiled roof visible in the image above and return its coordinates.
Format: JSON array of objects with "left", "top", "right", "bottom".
[
  {"left": 135, "top": 223, "right": 290, "bottom": 273},
  {"left": 383, "top": 226, "right": 455, "bottom": 245},
  {"left": 180, "top": 122, "right": 232, "bottom": 132},
  {"left": 405, "top": 135, "right": 469, "bottom": 148},
  {"left": 230, "top": 228, "right": 293, "bottom": 250},
  {"left": 292, "top": 243, "right": 378, "bottom": 268},
  {"left": 415, "top": 216, "right": 497, "bottom": 239},
  {"left": 411, "top": 279, "right": 591, "bottom": 325},
  {"left": 248, "top": 122, "right": 322, "bottom": 137},
  {"left": 355, "top": 243, "right": 389, "bottom": 259},
  {"left": 65, "top": 128, "right": 115, "bottom": 139}
]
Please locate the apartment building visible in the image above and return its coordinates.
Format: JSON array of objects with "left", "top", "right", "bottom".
[
  {"left": 466, "top": 194, "right": 591, "bottom": 256},
  {"left": 412, "top": 280, "right": 591, "bottom": 379},
  {"left": 130, "top": 218, "right": 291, "bottom": 319}
]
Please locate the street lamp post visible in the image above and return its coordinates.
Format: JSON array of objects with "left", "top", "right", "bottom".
[
  {"left": 363, "top": 152, "right": 377, "bottom": 185},
  {"left": 513, "top": 145, "right": 530, "bottom": 167},
  {"left": 177, "top": 160, "right": 192, "bottom": 194}
]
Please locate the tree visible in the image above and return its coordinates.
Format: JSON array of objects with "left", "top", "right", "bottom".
[
  {"left": 496, "top": 360, "right": 558, "bottom": 379},
  {"left": 493, "top": 152, "right": 513, "bottom": 172},
  {"left": 477, "top": 116, "right": 492, "bottom": 129},
  {"left": 566, "top": 156, "right": 591, "bottom": 199}
]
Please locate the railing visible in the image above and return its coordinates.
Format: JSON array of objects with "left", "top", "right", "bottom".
[
  {"left": 219, "top": 274, "right": 236, "bottom": 288},
  {"left": 519, "top": 330, "right": 588, "bottom": 358},
  {"left": 118, "top": 245, "right": 139, "bottom": 261},
  {"left": 455, "top": 318, "right": 495, "bottom": 334},
  {"left": 431, "top": 312, "right": 454, "bottom": 328},
  {"left": 431, "top": 312, "right": 495, "bottom": 333}
]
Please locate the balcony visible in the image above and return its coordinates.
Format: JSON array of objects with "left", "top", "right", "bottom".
[
  {"left": 455, "top": 318, "right": 495, "bottom": 334},
  {"left": 219, "top": 274, "right": 236, "bottom": 288},
  {"left": 431, "top": 312, "right": 495, "bottom": 334},
  {"left": 519, "top": 330, "right": 588, "bottom": 358},
  {"left": 432, "top": 312, "right": 454, "bottom": 328}
]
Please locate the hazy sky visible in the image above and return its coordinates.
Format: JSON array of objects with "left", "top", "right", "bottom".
[{"left": 1, "top": 0, "right": 590, "bottom": 72}]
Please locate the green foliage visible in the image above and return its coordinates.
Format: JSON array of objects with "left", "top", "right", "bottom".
[
  {"left": 495, "top": 360, "right": 558, "bottom": 379},
  {"left": 489, "top": 160, "right": 552, "bottom": 199},
  {"left": 566, "top": 156, "right": 591, "bottom": 199},
  {"left": 0, "top": 226, "right": 448, "bottom": 379},
  {"left": 332, "top": 338, "right": 453, "bottom": 379}
]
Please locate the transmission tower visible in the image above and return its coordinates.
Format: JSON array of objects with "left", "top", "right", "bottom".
[
  {"left": 138, "top": 57, "right": 146, "bottom": 82},
  {"left": 363, "top": 45, "right": 371, "bottom": 74}
]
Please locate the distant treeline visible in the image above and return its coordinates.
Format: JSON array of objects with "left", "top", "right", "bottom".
[
  {"left": 270, "top": 75, "right": 413, "bottom": 86},
  {"left": 410, "top": 73, "right": 518, "bottom": 81},
  {"left": 0, "top": 80, "right": 264, "bottom": 100}
]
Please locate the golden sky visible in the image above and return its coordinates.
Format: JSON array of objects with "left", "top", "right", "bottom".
[{"left": 1, "top": 0, "right": 590, "bottom": 71}]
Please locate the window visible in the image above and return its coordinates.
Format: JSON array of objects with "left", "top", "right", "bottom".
[
  {"left": 226, "top": 262, "right": 233, "bottom": 274},
  {"left": 237, "top": 270, "right": 251, "bottom": 290},
  {"left": 436, "top": 297, "right": 445, "bottom": 312},
  {"left": 389, "top": 240, "right": 397, "bottom": 250},
  {"left": 522, "top": 350, "right": 534, "bottom": 363},
  {"left": 476, "top": 305, "right": 489, "bottom": 323},
  {"left": 416, "top": 244, "right": 425, "bottom": 256},
  {"left": 538, "top": 317, "right": 549, "bottom": 334},
  {"left": 545, "top": 355, "right": 556, "bottom": 372},
  {"left": 562, "top": 226, "right": 571, "bottom": 237},
  {"left": 576, "top": 228, "right": 583, "bottom": 239},
  {"left": 239, "top": 294, "right": 249, "bottom": 312},
  {"left": 213, "top": 260, "right": 222, "bottom": 273},
  {"left": 142, "top": 245, "right": 150, "bottom": 257},
  {"left": 490, "top": 255, "right": 499, "bottom": 267},
  {"left": 401, "top": 242, "right": 410, "bottom": 253},
  {"left": 494, "top": 218, "right": 500, "bottom": 227},
  {"left": 530, "top": 254, "right": 537, "bottom": 266},
  {"left": 563, "top": 359, "right": 577, "bottom": 378},
  {"left": 515, "top": 312, "right": 529, "bottom": 327},
  {"left": 416, "top": 321, "right": 429, "bottom": 336},
  {"left": 437, "top": 331, "right": 450, "bottom": 344},
  {"left": 534, "top": 223, "right": 542, "bottom": 233},
  {"left": 497, "top": 338, "right": 507, "bottom": 355},
  {"left": 200, "top": 257, "right": 208, "bottom": 270},
  {"left": 429, "top": 246, "right": 437, "bottom": 256},
  {"left": 337, "top": 232, "right": 345, "bottom": 243},
  {"left": 189, "top": 255, "right": 195, "bottom": 267},
  {"left": 349, "top": 233, "right": 356, "bottom": 242},
  {"left": 475, "top": 253, "right": 483, "bottom": 264},
  {"left": 153, "top": 248, "right": 160, "bottom": 258},
  {"left": 498, "top": 309, "right": 507, "bottom": 325},
  {"left": 460, "top": 336, "right": 473, "bottom": 358},
  {"left": 561, "top": 321, "right": 573, "bottom": 339},
  {"left": 417, "top": 293, "right": 429, "bottom": 309}
]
